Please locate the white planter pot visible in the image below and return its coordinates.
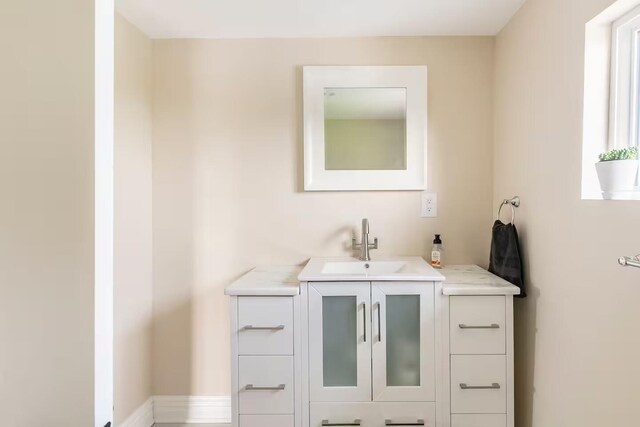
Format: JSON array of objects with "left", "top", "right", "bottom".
[{"left": 595, "top": 159, "right": 639, "bottom": 195}]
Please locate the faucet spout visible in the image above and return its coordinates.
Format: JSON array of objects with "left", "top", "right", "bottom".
[
  {"left": 362, "top": 218, "right": 369, "bottom": 234},
  {"left": 352, "top": 218, "right": 378, "bottom": 261}
]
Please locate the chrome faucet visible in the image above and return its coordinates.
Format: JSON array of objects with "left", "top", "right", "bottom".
[{"left": 352, "top": 218, "right": 378, "bottom": 261}]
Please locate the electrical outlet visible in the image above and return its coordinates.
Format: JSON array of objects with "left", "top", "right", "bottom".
[{"left": 421, "top": 192, "right": 437, "bottom": 217}]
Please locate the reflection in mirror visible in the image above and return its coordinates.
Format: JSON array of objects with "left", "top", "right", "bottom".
[{"left": 324, "top": 88, "right": 407, "bottom": 171}]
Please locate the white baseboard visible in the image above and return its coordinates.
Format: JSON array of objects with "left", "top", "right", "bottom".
[
  {"left": 120, "top": 397, "right": 154, "bottom": 427},
  {"left": 153, "top": 395, "right": 232, "bottom": 424},
  {"left": 118, "top": 396, "right": 230, "bottom": 426}
]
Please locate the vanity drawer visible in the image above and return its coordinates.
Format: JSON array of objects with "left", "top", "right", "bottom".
[
  {"left": 240, "top": 414, "right": 294, "bottom": 427},
  {"left": 238, "top": 297, "right": 293, "bottom": 355},
  {"left": 376, "top": 402, "right": 436, "bottom": 427},
  {"left": 311, "top": 402, "right": 371, "bottom": 427},
  {"left": 238, "top": 356, "right": 294, "bottom": 414},
  {"left": 450, "top": 296, "right": 505, "bottom": 355},
  {"left": 451, "top": 414, "right": 506, "bottom": 427},
  {"left": 450, "top": 355, "right": 506, "bottom": 414},
  {"left": 310, "top": 402, "right": 436, "bottom": 427}
]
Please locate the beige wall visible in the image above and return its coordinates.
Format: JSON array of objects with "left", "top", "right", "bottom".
[
  {"left": 0, "top": 1, "right": 96, "bottom": 425},
  {"left": 152, "top": 37, "right": 495, "bottom": 395},
  {"left": 114, "top": 14, "right": 153, "bottom": 424},
  {"left": 494, "top": 0, "right": 640, "bottom": 425}
]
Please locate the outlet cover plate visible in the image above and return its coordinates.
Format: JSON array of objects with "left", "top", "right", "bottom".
[{"left": 421, "top": 192, "right": 437, "bottom": 217}]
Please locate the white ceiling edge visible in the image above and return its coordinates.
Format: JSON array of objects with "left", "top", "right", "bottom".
[{"left": 115, "top": 0, "right": 528, "bottom": 40}]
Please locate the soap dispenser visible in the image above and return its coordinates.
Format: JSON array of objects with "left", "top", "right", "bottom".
[{"left": 431, "top": 234, "right": 443, "bottom": 268}]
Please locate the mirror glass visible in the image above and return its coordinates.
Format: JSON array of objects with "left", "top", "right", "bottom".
[{"left": 324, "top": 88, "right": 407, "bottom": 171}]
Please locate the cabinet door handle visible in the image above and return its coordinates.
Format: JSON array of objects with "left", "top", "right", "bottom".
[
  {"left": 322, "top": 420, "right": 361, "bottom": 426},
  {"left": 458, "top": 323, "right": 500, "bottom": 329},
  {"left": 243, "top": 325, "right": 285, "bottom": 331},
  {"left": 362, "top": 303, "right": 367, "bottom": 342},
  {"left": 459, "top": 382, "right": 500, "bottom": 390},
  {"left": 245, "top": 384, "right": 285, "bottom": 391},
  {"left": 376, "top": 302, "right": 382, "bottom": 342},
  {"left": 385, "top": 419, "right": 425, "bottom": 426}
]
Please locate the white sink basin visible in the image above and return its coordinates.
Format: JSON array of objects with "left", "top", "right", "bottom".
[
  {"left": 322, "top": 260, "right": 407, "bottom": 275},
  {"left": 299, "top": 257, "right": 445, "bottom": 282}
]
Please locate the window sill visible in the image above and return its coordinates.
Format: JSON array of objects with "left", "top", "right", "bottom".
[
  {"left": 582, "top": 178, "right": 640, "bottom": 200},
  {"left": 601, "top": 189, "right": 640, "bottom": 200}
]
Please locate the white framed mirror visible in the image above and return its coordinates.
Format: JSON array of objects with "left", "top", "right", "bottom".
[{"left": 303, "top": 66, "right": 427, "bottom": 191}]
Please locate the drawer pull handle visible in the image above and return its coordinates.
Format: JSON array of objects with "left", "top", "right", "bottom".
[
  {"left": 385, "top": 419, "right": 425, "bottom": 426},
  {"left": 322, "top": 420, "right": 361, "bottom": 426},
  {"left": 460, "top": 382, "right": 500, "bottom": 390},
  {"left": 458, "top": 323, "right": 500, "bottom": 329},
  {"left": 243, "top": 325, "right": 285, "bottom": 331},
  {"left": 245, "top": 383, "right": 285, "bottom": 391}
]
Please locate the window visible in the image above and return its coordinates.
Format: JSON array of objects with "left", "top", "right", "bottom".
[
  {"left": 609, "top": 5, "right": 640, "bottom": 149},
  {"left": 581, "top": 0, "right": 640, "bottom": 199}
]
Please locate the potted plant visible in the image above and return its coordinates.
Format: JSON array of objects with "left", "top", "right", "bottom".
[{"left": 595, "top": 146, "right": 639, "bottom": 198}]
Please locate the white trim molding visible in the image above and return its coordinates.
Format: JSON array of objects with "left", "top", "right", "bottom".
[
  {"left": 120, "top": 398, "right": 154, "bottom": 427},
  {"left": 153, "top": 396, "right": 232, "bottom": 424},
  {"left": 94, "top": 0, "right": 115, "bottom": 424},
  {"left": 609, "top": 3, "right": 640, "bottom": 149},
  {"left": 118, "top": 396, "right": 231, "bottom": 426}
]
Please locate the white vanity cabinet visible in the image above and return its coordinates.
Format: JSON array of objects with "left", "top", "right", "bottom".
[
  {"left": 225, "top": 267, "right": 303, "bottom": 427},
  {"left": 226, "top": 263, "right": 519, "bottom": 427},
  {"left": 308, "top": 282, "right": 435, "bottom": 403},
  {"left": 303, "top": 280, "right": 438, "bottom": 427},
  {"left": 441, "top": 266, "right": 520, "bottom": 427}
]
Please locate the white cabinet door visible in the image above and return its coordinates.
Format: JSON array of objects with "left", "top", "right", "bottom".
[
  {"left": 309, "top": 282, "right": 372, "bottom": 401},
  {"left": 372, "top": 282, "right": 435, "bottom": 402}
]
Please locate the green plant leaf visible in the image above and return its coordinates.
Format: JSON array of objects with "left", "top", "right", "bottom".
[{"left": 598, "top": 146, "right": 639, "bottom": 161}]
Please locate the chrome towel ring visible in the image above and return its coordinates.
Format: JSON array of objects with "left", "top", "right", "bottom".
[
  {"left": 618, "top": 255, "right": 640, "bottom": 269},
  {"left": 497, "top": 196, "right": 520, "bottom": 224}
]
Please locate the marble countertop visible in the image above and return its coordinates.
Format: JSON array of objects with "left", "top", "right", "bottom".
[
  {"left": 440, "top": 265, "right": 520, "bottom": 296},
  {"left": 225, "top": 263, "right": 520, "bottom": 297},
  {"left": 224, "top": 266, "right": 303, "bottom": 296}
]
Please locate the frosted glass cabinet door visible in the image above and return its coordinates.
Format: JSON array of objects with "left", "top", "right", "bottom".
[
  {"left": 309, "top": 282, "right": 372, "bottom": 401},
  {"left": 372, "top": 282, "right": 435, "bottom": 401}
]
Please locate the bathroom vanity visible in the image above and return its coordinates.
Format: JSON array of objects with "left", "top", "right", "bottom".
[{"left": 225, "top": 259, "right": 519, "bottom": 427}]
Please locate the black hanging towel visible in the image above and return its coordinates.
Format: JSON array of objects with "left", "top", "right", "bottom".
[{"left": 489, "top": 220, "right": 526, "bottom": 297}]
